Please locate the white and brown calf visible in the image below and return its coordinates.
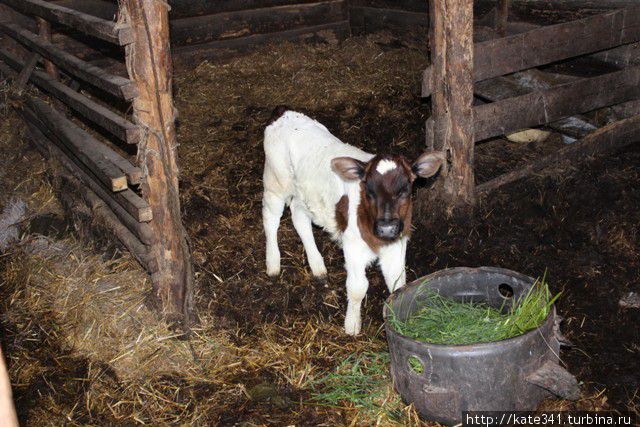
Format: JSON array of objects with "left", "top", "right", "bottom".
[{"left": 262, "top": 108, "right": 444, "bottom": 335}]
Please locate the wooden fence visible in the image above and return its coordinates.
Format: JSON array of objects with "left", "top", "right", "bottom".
[
  {"left": 421, "top": 1, "right": 640, "bottom": 207},
  {"left": 0, "top": 0, "right": 193, "bottom": 322}
]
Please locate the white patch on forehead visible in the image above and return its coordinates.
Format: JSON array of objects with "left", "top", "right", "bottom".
[{"left": 376, "top": 159, "right": 397, "bottom": 175}]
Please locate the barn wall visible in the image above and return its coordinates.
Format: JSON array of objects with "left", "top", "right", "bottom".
[
  {"left": 42, "top": 0, "right": 350, "bottom": 65},
  {"left": 349, "top": 0, "right": 429, "bottom": 36}
]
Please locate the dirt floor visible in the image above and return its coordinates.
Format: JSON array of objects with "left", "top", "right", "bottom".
[{"left": 0, "top": 30, "right": 638, "bottom": 426}]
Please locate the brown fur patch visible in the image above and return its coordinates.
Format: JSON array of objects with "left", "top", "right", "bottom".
[
  {"left": 335, "top": 195, "right": 349, "bottom": 232},
  {"left": 356, "top": 155, "right": 415, "bottom": 253},
  {"left": 357, "top": 184, "right": 386, "bottom": 253}
]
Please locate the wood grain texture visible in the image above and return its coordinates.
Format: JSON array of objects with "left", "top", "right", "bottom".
[
  {"left": 124, "top": 0, "right": 194, "bottom": 320},
  {"left": 25, "top": 119, "right": 156, "bottom": 266},
  {"left": 474, "top": 67, "right": 640, "bottom": 141},
  {"left": 22, "top": 107, "right": 154, "bottom": 243},
  {"left": 423, "top": 0, "right": 476, "bottom": 208},
  {"left": 477, "top": 114, "right": 640, "bottom": 194},
  {"left": 0, "top": 48, "right": 141, "bottom": 145},
  {"left": 422, "top": 6, "right": 640, "bottom": 96},
  {"left": 0, "top": 22, "right": 139, "bottom": 99},
  {"left": 170, "top": 0, "right": 346, "bottom": 46},
  {"left": 0, "top": 0, "right": 132, "bottom": 45}
]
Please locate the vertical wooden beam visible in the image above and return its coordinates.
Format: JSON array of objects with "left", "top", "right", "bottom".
[
  {"left": 425, "top": 0, "right": 476, "bottom": 210},
  {"left": 496, "top": 0, "right": 510, "bottom": 37},
  {"left": 37, "top": 17, "right": 59, "bottom": 80},
  {"left": 122, "top": 0, "right": 193, "bottom": 324}
]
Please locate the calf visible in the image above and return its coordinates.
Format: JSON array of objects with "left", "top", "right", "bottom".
[{"left": 262, "top": 108, "right": 444, "bottom": 335}]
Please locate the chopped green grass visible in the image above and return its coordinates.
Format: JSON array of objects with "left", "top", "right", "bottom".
[
  {"left": 387, "top": 279, "right": 560, "bottom": 345},
  {"left": 310, "top": 351, "right": 404, "bottom": 422}
]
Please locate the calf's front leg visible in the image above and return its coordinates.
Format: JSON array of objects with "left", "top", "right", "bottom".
[{"left": 342, "top": 241, "right": 373, "bottom": 335}]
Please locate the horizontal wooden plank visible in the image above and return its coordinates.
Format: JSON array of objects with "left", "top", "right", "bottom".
[
  {"left": 349, "top": 5, "right": 427, "bottom": 35},
  {"left": 0, "top": 59, "right": 14, "bottom": 79},
  {"left": 1, "top": 56, "right": 141, "bottom": 185},
  {"left": 477, "top": 114, "right": 640, "bottom": 194},
  {"left": 23, "top": 112, "right": 154, "bottom": 246},
  {"left": 612, "top": 99, "right": 640, "bottom": 119},
  {"left": 24, "top": 101, "right": 152, "bottom": 222},
  {"left": 166, "top": 0, "right": 322, "bottom": 19},
  {"left": 507, "top": 0, "right": 640, "bottom": 11},
  {"left": 0, "top": 49, "right": 140, "bottom": 145},
  {"left": 474, "top": 71, "right": 596, "bottom": 140},
  {"left": 422, "top": 6, "right": 640, "bottom": 97},
  {"left": 27, "top": 97, "right": 127, "bottom": 192},
  {"left": 349, "top": 0, "right": 427, "bottom": 13},
  {"left": 27, "top": 97, "right": 128, "bottom": 191},
  {"left": 174, "top": 20, "right": 350, "bottom": 65},
  {"left": 0, "top": 22, "right": 138, "bottom": 100},
  {"left": 474, "top": 67, "right": 640, "bottom": 141},
  {"left": 53, "top": 0, "right": 117, "bottom": 20},
  {"left": 0, "top": 0, "right": 132, "bottom": 45},
  {"left": 476, "top": 6, "right": 640, "bottom": 81},
  {"left": 170, "top": 1, "right": 347, "bottom": 46}
]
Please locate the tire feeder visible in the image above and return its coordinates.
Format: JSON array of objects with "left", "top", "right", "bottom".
[{"left": 383, "top": 267, "right": 580, "bottom": 425}]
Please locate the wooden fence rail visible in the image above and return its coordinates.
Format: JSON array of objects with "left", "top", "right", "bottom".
[{"left": 0, "top": 0, "right": 133, "bottom": 45}]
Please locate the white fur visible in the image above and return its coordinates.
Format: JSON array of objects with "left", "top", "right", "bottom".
[
  {"left": 376, "top": 159, "right": 397, "bottom": 175},
  {"left": 263, "top": 111, "right": 407, "bottom": 335}
]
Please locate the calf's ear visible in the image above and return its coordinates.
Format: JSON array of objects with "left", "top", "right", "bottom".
[
  {"left": 412, "top": 151, "right": 445, "bottom": 178},
  {"left": 331, "top": 157, "right": 366, "bottom": 181}
]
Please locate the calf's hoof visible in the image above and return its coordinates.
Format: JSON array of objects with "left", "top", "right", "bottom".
[
  {"left": 266, "top": 268, "right": 280, "bottom": 283},
  {"left": 313, "top": 274, "right": 328, "bottom": 286},
  {"left": 344, "top": 315, "right": 361, "bottom": 336}
]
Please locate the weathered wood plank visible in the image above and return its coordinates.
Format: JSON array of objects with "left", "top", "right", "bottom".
[
  {"left": 507, "top": 0, "right": 640, "bottom": 11},
  {"left": 349, "top": 6, "right": 427, "bottom": 35},
  {"left": 14, "top": 52, "right": 40, "bottom": 92},
  {"left": 477, "top": 114, "right": 640, "bottom": 194},
  {"left": 424, "top": 0, "right": 476, "bottom": 208},
  {"left": 170, "top": 0, "right": 346, "bottom": 46},
  {"left": 0, "top": 59, "right": 14, "bottom": 79},
  {"left": 174, "top": 20, "right": 350, "bottom": 65},
  {"left": 612, "top": 99, "right": 640, "bottom": 119},
  {"left": 474, "top": 70, "right": 597, "bottom": 141},
  {"left": 24, "top": 101, "right": 152, "bottom": 222},
  {"left": 0, "top": 0, "right": 132, "bottom": 45},
  {"left": 23, "top": 114, "right": 155, "bottom": 248},
  {"left": 166, "top": 0, "right": 322, "bottom": 18},
  {"left": 0, "top": 22, "right": 138, "bottom": 100},
  {"left": 53, "top": 0, "right": 117, "bottom": 20},
  {"left": 423, "top": 6, "right": 640, "bottom": 97},
  {"left": 0, "top": 49, "right": 141, "bottom": 145},
  {"left": 350, "top": 0, "right": 428, "bottom": 12},
  {"left": 496, "top": 0, "right": 510, "bottom": 37},
  {"left": 476, "top": 6, "right": 640, "bottom": 80},
  {"left": 27, "top": 97, "right": 129, "bottom": 192},
  {"left": 124, "top": 0, "right": 194, "bottom": 320},
  {"left": 474, "top": 67, "right": 640, "bottom": 141},
  {"left": 36, "top": 17, "right": 59, "bottom": 80}
]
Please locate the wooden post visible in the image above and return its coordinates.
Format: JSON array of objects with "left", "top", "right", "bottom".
[
  {"left": 122, "top": 0, "right": 193, "bottom": 324},
  {"left": 423, "top": 0, "right": 476, "bottom": 211},
  {"left": 37, "top": 17, "right": 59, "bottom": 79},
  {"left": 496, "top": 0, "right": 510, "bottom": 37}
]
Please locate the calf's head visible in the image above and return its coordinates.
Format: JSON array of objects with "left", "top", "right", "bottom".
[{"left": 331, "top": 152, "right": 445, "bottom": 241}]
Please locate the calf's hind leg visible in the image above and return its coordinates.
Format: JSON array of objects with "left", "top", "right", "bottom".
[
  {"left": 263, "top": 190, "right": 286, "bottom": 278},
  {"left": 290, "top": 199, "right": 327, "bottom": 280}
]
